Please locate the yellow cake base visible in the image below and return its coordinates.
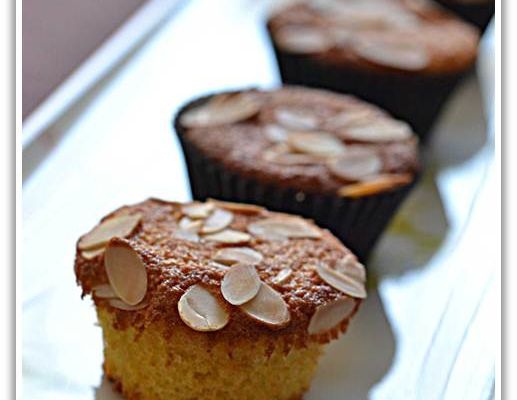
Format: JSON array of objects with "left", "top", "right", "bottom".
[{"left": 98, "top": 309, "right": 323, "bottom": 400}]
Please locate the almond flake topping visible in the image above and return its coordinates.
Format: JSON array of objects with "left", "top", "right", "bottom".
[
  {"left": 104, "top": 241, "right": 148, "bottom": 306},
  {"left": 328, "top": 147, "right": 382, "bottom": 181},
  {"left": 275, "top": 26, "right": 335, "bottom": 54},
  {"left": 338, "top": 173, "right": 413, "bottom": 197},
  {"left": 274, "top": 107, "right": 320, "bottom": 131},
  {"left": 240, "top": 283, "right": 291, "bottom": 327},
  {"left": 248, "top": 217, "right": 322, "bottom": 240},
  {"left": 78, "top": 213, "right": 142, "bottom": 251},
  {"left": 351, "top": 36, "right": 430, "bottom": 71},
  {"left": 179, "top": 216, "right": 203, "bottom": 232},
  {"left": 273, "top": 268, "right": 293, "bottom": 284},
  {"left": 221, "top": 264, "right": 262, "bottom": 305},
  {"left": 207, "top": 199, "right": 265, "bottom": 215},
  {"left": 342, "top": 119, "right": 413, "bottom": 142},
  {"left": 264, "top": 124, "right": 289, "bottom": 143},
  {"left": 91, "top": 284, "right": 117, "bottom": 299},
  {"left": 315, "top": 263, "right": 367, "bottom": 298},
  {"left": 178, "top": 284, "right": 229, "bottom": 332},
  {"left": 308, "top": 298, "right": 356, "bottom": 335},
  {"left": 213, "top": 247, "right": 263, "bottom": 266},
  {"left": 204, "top": 229, "right": 251, "bottom": 244},
  {"left": 324, "top": 108, "right": 380, "bottom": 131},
  {"left": 182, "top": 202, "right": 215, "bottom": 219},
  {"left": 81, "top": 247, "right": 105, "bottom": 260},
  {"left": 108, "top": 298, "right": 148, "bottom": 311},
  {"left": 263, "top": 144, "right": 321, "bottom": 165},
  {"left": 288, "top": 132, "right": 346, "bottom": 158},
  {"left": 334, "top": 255, "right": 367, "bottom": 283},
  {"left": 174, "top": 229, "right": 200, "bottom": 243},
  {"left": 180, "top": 93, "right": 262, "bottom": 128},
  {"left": 201, "top": 208, "right": 234, "bottom": 234}
]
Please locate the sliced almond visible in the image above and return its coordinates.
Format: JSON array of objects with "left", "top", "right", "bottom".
[
  {"left": 210, "top": 261, "right": 231, "bottom": 271},
  {"left": 179, "top": 216, "right": 203, "bottom": 232},
  {"left": 180, "top": 93, "right": 262, "bottom": 128},
  {"left": 264, "top": 124, "right": 289, "bottom": 143},
  {"left": 221, "top": 264, "right": 261, "bottom": 305},
  {"left": 334, "top": 255, "right": 367, "bottom": 283},
  {"left": 262, "top": 143, "right": 289, "bottom": 161},
  {"left": 273, "top": 268, "right": 293, "bottom": 284},
  {"left": 275, "top": 26, "right": 335, "bottom": 54},
  {"left": 108, "top": 298, "right": 148, "bottom": 311},
  {"left": 240, "top": 283, "right": 290, "bottom": 327},
  {"left": 325, "top": 108, "right": 380, "bottom": 131},
  {"left": 204, "top": 229, "right": 251, "bottom": 244},
  {"left": 315, "top": 263, "right": 367, "bottom": 298},
  {"left": 213, "top": 247, "right": 263, "bottom": 266},
  {"left": 182, "top": 202, "right": 215, "bottom": 219},
  {"left": 178, "top": 284, "right": 229, "bottom": 331},
  {"left": 174, "top": 229, "right": 200, "bottom": 243},
  {"left": 337, "top": 173, "right": 413, "bottom": 197},
  {"left": 351, "top": 36, "right": 429, "bottom": 71},
  {"left": 329, "top": 27, "right": 355, "bottom": 45},
  {"left": 288, "top": 132, "right": 346, "bottom": 158},
  {"left": 201, "top": 208, "right": 234, "bottom": 234},
  {"left": 91, "top": 283, "right": 117, "bottom": 299},
  {"left": 81, "top": 247, "right": 105, "bottom": 260},
  {"left": 264, "top": 151, "right": 321, "bottom": 166},
  {"left": 207, "top": 199, "right": 265, "bottom": 215},
  {"left": 78, "top": 214, "right": 142, "bottom": 251},
  {"left": 274, "top": 107, "right": 320, "bottom": 131},
  {"left": 104, "top": 241, "right": 148, "bottom": 306},
  {"left": 308, "top": 298, "right": 356, "bottom": 335},
  {"left": 248, "top": 217, "right": 322, "bottom": 240},
  {"left": 342, "top": 119, "right": 413, "bottom": 143},
  {"left": 328, "top": 148, "right": 382, "bottom": 181}
]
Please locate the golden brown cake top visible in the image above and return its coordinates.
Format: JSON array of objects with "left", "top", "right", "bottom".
[
  {"left": 178, "top": 86, "right": 419, "bottom": 196},
  {"left": 268, "top": 0, "right": 479, "bottom": 74},
  {"left": 75, "top": 198, "right": 366, "bottom": 344}
]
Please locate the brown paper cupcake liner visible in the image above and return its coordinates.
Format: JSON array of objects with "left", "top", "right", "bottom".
[
  {"left": 434, "top": 0, "right": 494, "bottom": 31},
  {"left": 174, "top": 97, "right": 419, "bottom": 261}
]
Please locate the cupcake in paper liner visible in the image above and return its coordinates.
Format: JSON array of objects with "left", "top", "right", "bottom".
[
  {"left": 174, "top": 86, "right": 420, "bottom": 261},
  {"left": 75, "top": 198, "right": 367, "bottom": 400},
  {"left": 266, "top": 0, "right": 480, "bottom": 141}
]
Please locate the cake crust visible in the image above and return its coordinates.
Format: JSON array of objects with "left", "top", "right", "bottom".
[
  {"left": 179, "top": 87, "right": 419, "bottom": 195},
  {"left": 75, "top": 198, "right": 365, "bottom": 346}
]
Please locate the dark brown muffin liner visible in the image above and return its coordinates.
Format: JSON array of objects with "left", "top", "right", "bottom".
[
  {"left": 267, "top": 27, "right": 471, "bottom": 143},
  {"left": 174, "top": 95, "right": 419, "bottom": 262},
  {"left": 434, "top": 0, "right": 494, "bottom": 31}
]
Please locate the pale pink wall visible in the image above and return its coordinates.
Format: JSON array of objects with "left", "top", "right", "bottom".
[{"left": 23, "top": 0, "right": 148, "bottom": 119}]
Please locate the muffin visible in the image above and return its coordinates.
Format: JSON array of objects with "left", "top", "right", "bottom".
[
  {"left": 266, "top": 0, "right": 480, "bottom": 139},
  {"left": 75, "top": 198, "right": 366, "bottom": 400},
  {"left": 433, "top": 0, "right": 494, "bottom": 31},
  {"left": 174, "top": 86, "right": 420, "bottom": 261}
]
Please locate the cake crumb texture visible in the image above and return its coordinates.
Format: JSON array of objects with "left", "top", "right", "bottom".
[{"left": 100, "top": 309, "right": 321, "bottom": 400}]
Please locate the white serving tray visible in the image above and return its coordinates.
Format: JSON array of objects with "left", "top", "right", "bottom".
[{"left": 22, "top": 1, "right": 497, "bottom": 399}]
